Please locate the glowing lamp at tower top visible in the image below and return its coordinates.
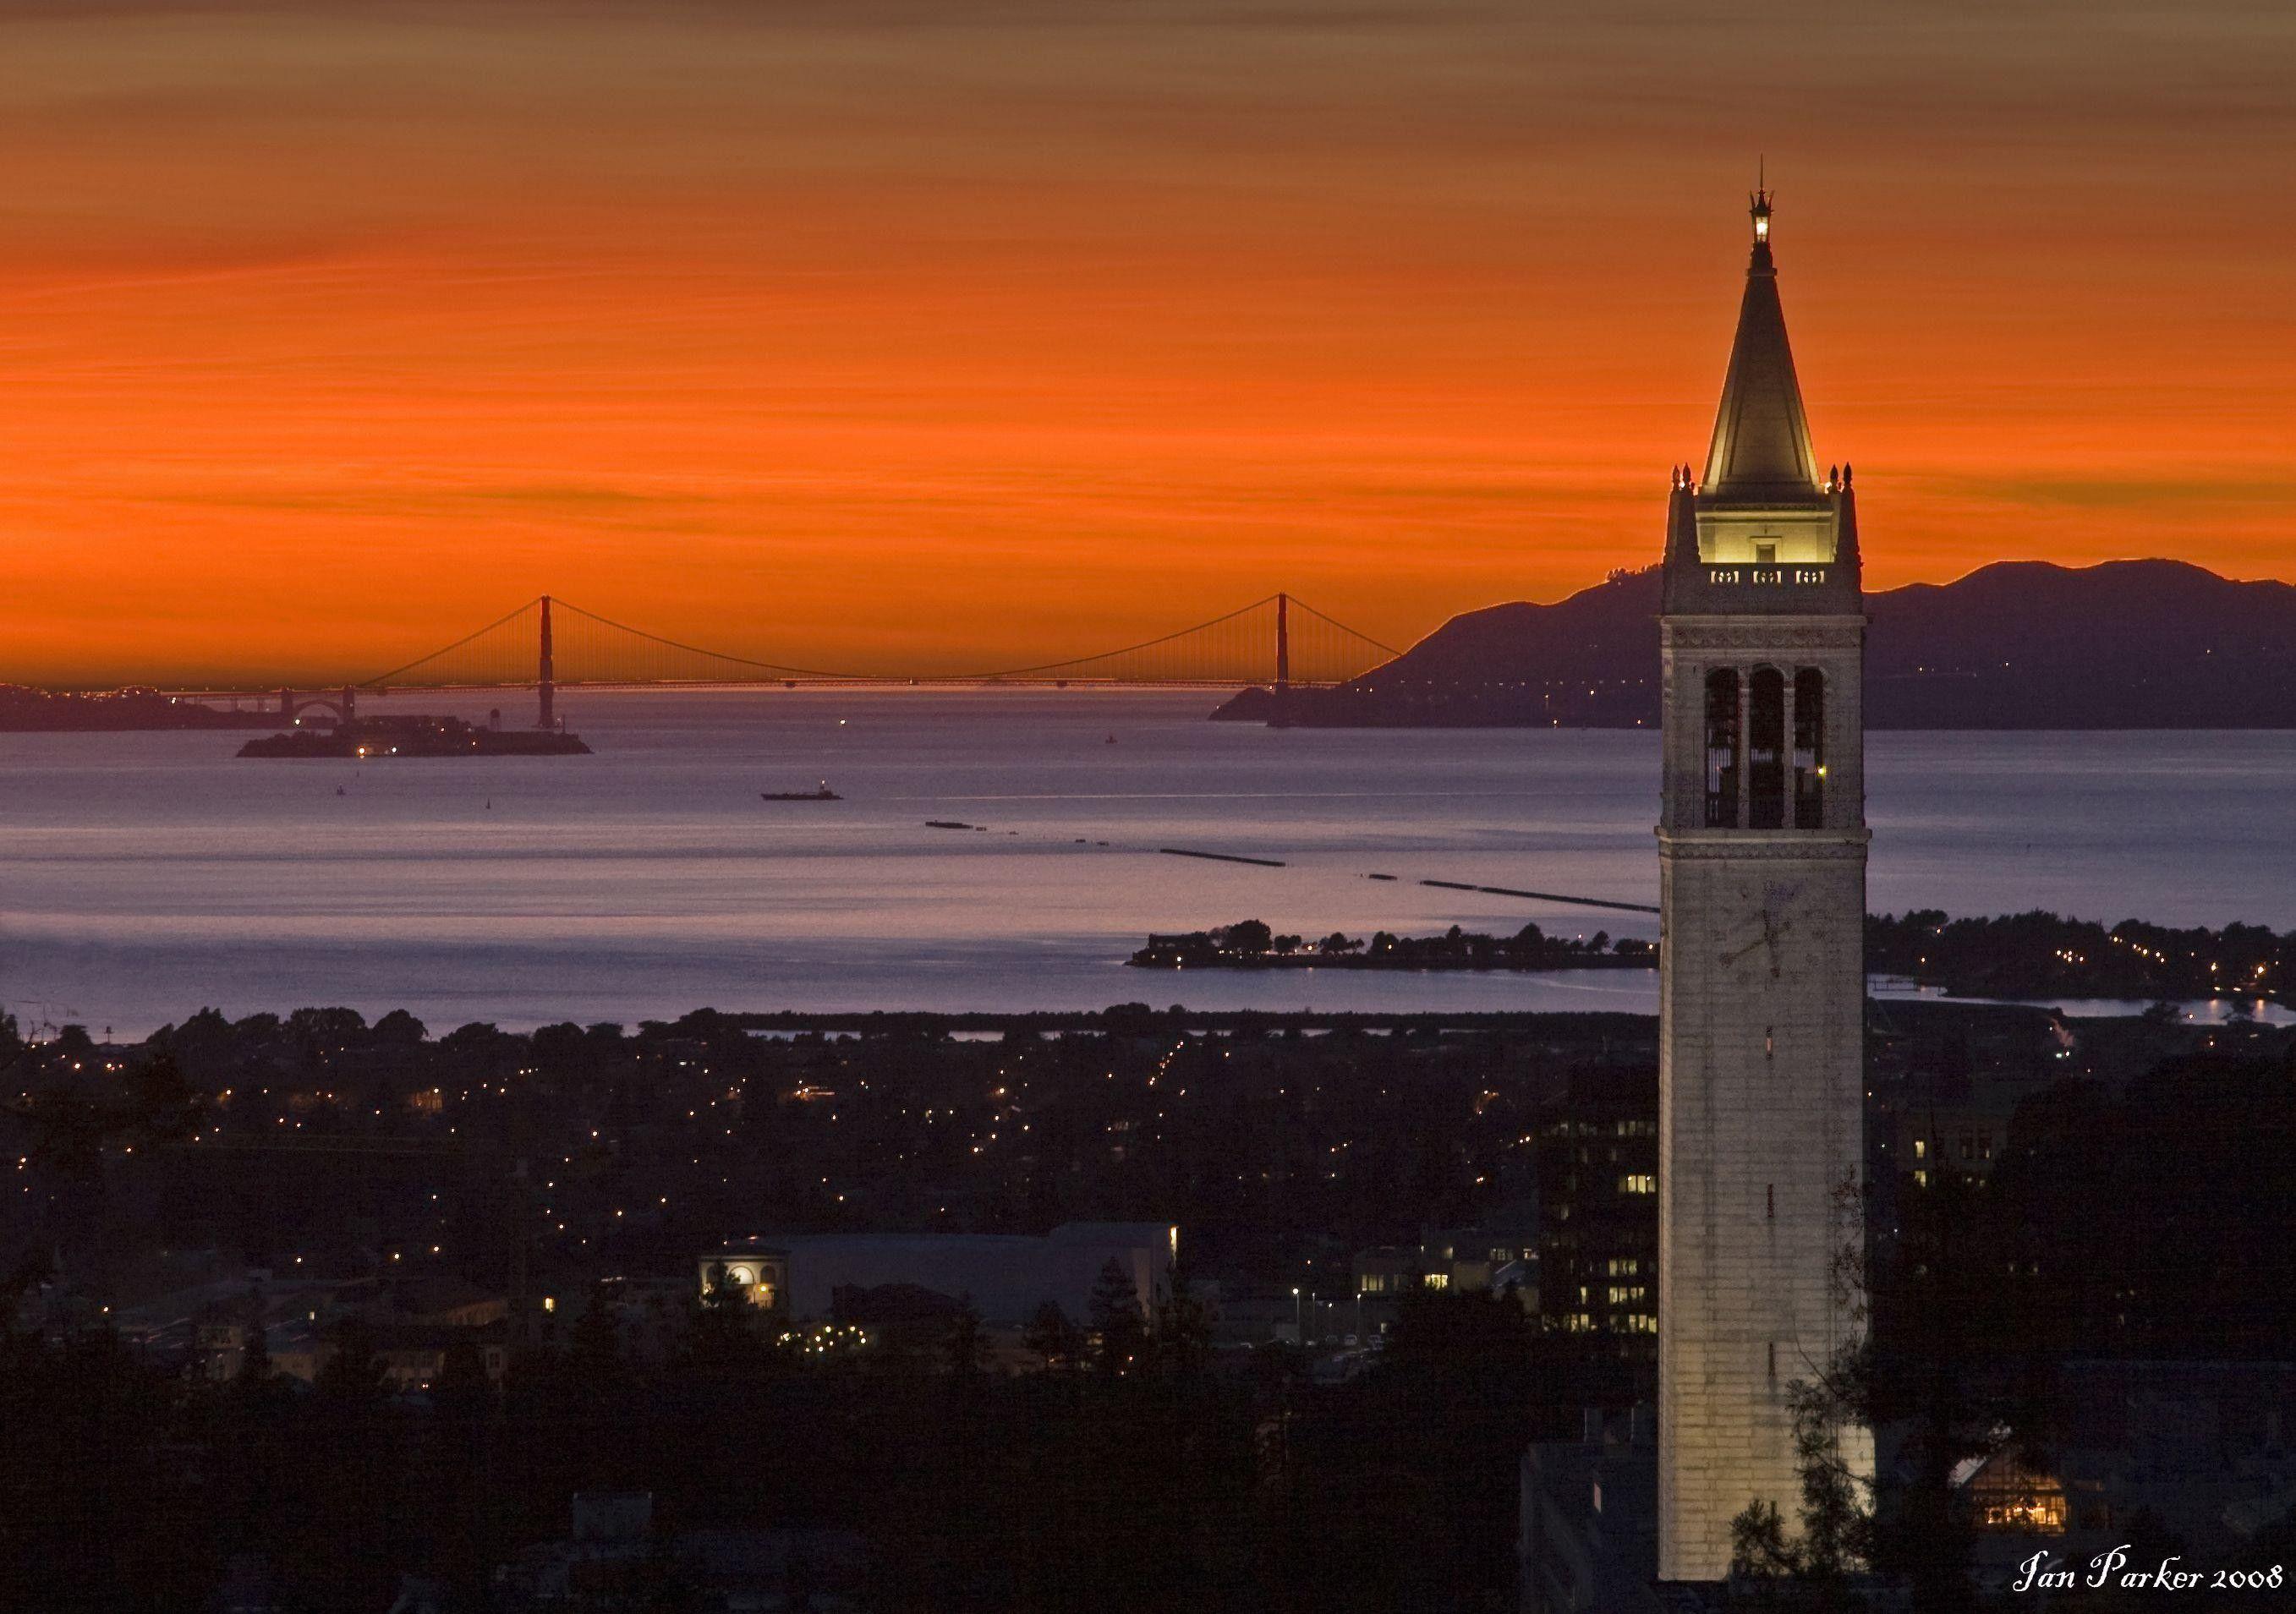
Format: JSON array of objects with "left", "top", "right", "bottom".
[{"left": 1751, "top": 189, "right": 1772, "bottom": 243}]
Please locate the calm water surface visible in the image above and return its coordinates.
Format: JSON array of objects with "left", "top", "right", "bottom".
[{"left": 3, "top": 691, "right": 2289, "bottom": 1034}]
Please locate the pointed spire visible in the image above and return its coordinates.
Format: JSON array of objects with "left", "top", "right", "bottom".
[{"left": 1700, "top": 186, "right": 1820, "bottom": 499}]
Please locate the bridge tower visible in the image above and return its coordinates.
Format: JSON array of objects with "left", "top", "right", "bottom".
[
  {"left": 538, "top": 594, "right": 556, "bottom": 730},
  {"left": 1655, "top": 189, "right": 1872, "bottom": 1584},
  {"left": 1275, "top": 592, "right": 1291, "bottom": 691}
]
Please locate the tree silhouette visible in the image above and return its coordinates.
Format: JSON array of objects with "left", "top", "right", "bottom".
[
  {"left": 1089, "top": 1259, "right": 1147, "bottom": 1376},
  {"left": 943, "top": 1294, "right": 987, "bottom": 1376},
  {"left": 1151, "top": 1266, "right": 1213, "bottom": 1380},
  {"left": 1729, "top": 1176, "right": 1879, "bottom": 1607},
  {"left": 1022, "top": 1301, "right": 1082, "bottom": 1373},
  {"left": 231, "top": 1294, "right": 274, "bottom": 1400}
]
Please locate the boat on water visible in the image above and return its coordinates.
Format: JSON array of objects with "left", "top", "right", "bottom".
[{"left": 761, "top": 781, "right": 841, "bottom": 802}]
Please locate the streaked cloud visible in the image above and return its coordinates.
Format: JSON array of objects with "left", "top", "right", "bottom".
[{"left": 0, "top": 0, "right": 2288, "bottom": 679}]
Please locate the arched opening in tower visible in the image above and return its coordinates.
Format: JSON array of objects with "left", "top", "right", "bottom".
[
  {"left": 1748, "top": 666, "right": 1786, "bottom": 828},
  {"left": 1794, "top": 668, "right": 1826, "bottom": 829},
  {"left": 1703, "top": 668, "right": 1740, "bottom": 827}
]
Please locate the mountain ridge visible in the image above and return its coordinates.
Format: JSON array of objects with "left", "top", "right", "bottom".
[{"left": 1217, "top": 559, "right": 2296, "bottom": 729}]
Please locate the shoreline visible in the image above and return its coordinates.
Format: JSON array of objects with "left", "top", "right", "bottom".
[{"left": 32, "top": 993, "right": 2294, "bottom": 1051}]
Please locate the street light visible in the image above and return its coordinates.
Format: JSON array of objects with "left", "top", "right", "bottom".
[{"left": 1292, "top": 1286, "right": 1303, "bottom": 1341}]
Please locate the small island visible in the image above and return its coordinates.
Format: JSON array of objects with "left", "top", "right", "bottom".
[
  {"left": 238, "top": 714, "right": 590, "bottom": 758},
  {"left": 1126, "top": 911, "right": 2292, "bottom": 1009},
  {"left": 1128, "top": 918, "right": 1651, "bottom": 972}
]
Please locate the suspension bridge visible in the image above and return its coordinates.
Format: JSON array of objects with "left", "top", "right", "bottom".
[{"left": 163, "top": 592, "right": 1401, "bottom": 727}]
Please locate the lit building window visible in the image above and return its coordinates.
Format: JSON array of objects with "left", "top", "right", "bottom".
[
  {"left": 1981, "top": 1495, "right": 2068, "bottom": 1533},
  {"left": 1423, "top": 1272, "right": 1449, "bottom": 1290},
  {"left": 1913, "top": 1138, "right": 1926, "bottom": 1160},
  {"left": 1969, "top": 1454, "right": 2069, "bottom": 1535},
  {"left": 1619, "top": 1174, "right": 1656, "bottom": 1195}
]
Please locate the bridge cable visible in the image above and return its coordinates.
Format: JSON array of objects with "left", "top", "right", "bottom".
[
  {"left": 545, "top": 599, "right": 877, "bottom": 682},
  {"left": 359, "top": 598, "right": 541, "bottom": 688},
  {"left": 940, "top": 594, "right": 1280, "bottom": 681},
  {"left": 1288, "top": 598, "right": 1401, "bottom": 656}
]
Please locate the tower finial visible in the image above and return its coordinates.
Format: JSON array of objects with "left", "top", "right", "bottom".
[{"left": 1750, "top": 158, "right": 1772, "bottom": 245}]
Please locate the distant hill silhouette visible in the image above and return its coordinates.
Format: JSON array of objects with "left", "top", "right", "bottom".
[{"left": 1215, "top": 560, "right": 2296, "bottom": 729}]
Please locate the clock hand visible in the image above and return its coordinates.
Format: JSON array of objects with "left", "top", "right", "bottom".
[{"left": 1718, "top": 914, "right": 1795, "bottom": 968}]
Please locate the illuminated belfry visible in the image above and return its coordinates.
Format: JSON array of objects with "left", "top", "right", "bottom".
[{"left": 1654, "top": 189, "right": 1873, "bottom": 1584}]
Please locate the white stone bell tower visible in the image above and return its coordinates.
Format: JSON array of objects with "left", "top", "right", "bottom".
[{"left": 1655, "top": 189, "right": 1874, "bottom": 1584}]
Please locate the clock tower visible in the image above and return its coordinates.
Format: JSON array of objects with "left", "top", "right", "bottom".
[{"left": 1655, "top": 189, "right": 1872, "bottom": 1584}]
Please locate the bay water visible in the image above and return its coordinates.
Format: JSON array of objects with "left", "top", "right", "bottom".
[{"left": 3, "top": 691, "right": 2288, "bottom": 1036}]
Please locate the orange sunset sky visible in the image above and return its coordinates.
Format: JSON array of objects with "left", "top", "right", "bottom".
[{"left": 3, "top": 0, "right": 2292, "bottom": 684}]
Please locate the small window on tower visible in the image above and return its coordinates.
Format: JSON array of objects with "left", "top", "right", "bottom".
[
  {"left": 1755, "top": 542, "right": 1777, "bottom": 566},
  {"left": 1703, "top": 669, "right": 1740, "bottom": 827}
]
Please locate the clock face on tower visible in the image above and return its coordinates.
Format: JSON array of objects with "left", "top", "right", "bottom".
[{"left": 1717, "top": 880, "right": 1804, "bottom": 977}]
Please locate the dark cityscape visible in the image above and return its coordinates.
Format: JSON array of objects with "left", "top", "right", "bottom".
[{"left": 8, "top": 986, "right": 2295, "bottom": 1607}]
